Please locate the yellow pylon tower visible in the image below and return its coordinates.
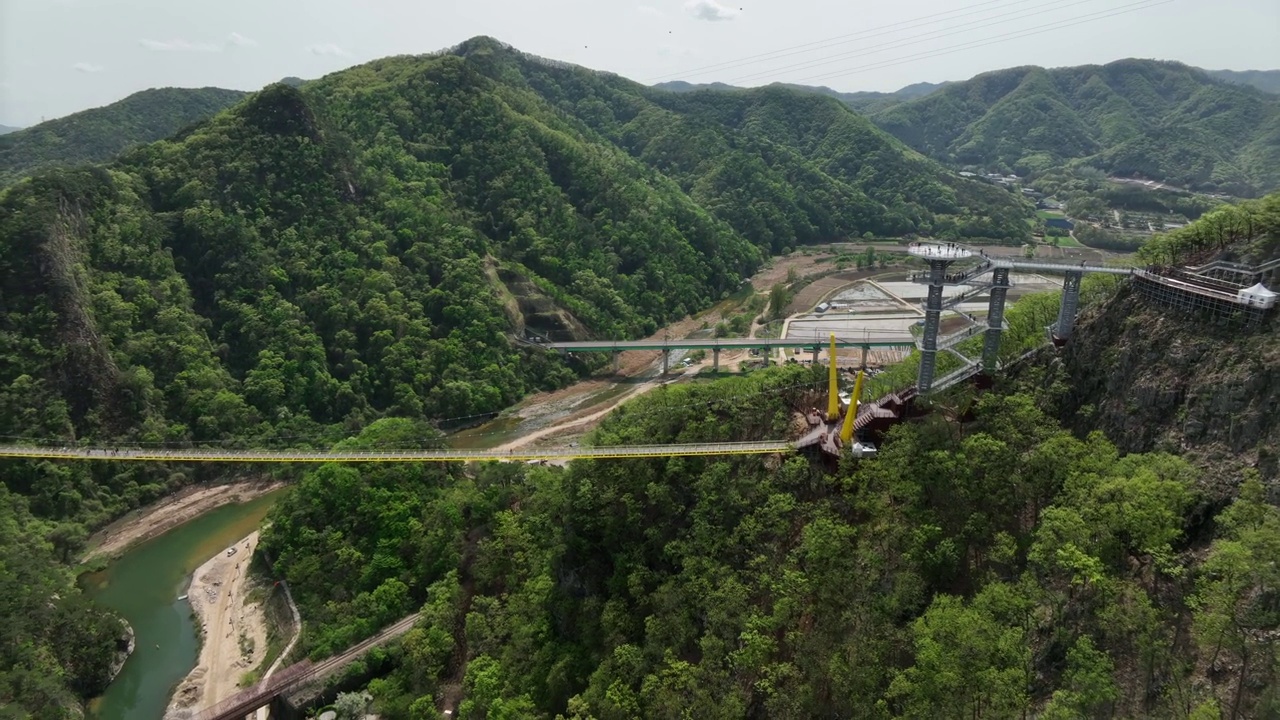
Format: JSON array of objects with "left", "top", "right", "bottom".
[
  {"left": 826, "top": 333, "right": 840, "bottom": 421},
  {"left": 840, "top": 370, "right": 865, "bottom": 444}
]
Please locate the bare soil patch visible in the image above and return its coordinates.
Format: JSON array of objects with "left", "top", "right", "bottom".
[
  {"left": 165, "top": 532, "right": 269, "bottom": 719},
  {"left": 84, "top": 479, "right": 284, "bottom": 563}
]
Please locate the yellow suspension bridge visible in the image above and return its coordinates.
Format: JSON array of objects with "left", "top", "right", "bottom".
[
  {"left": 0, "top": 441, "right": 795, "bottom": 463},
  {"left": 0, "top": 336, "right": 883, "bottom": 464}
]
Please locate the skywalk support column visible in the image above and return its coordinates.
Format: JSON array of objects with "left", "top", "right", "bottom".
[
  {"left": 1054, "top": 271, "right": 1084, "bottom": 341},
  {"left": 982, "top": 267, "right": 1011, "bottom": 374},
  {"left": 918, "top": 264, "right": 945, "bottom": 392},
  {"left": 908, "top": 242, "right": 971, "bottom": 393}
]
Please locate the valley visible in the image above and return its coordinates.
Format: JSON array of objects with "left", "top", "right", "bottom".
[{"left": 1, "top": 28, "right": 1278, "bottom": 720}]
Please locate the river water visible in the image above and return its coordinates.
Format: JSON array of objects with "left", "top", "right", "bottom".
[{"left": 82, "top": 488, "right": 289, "bottom": 720}]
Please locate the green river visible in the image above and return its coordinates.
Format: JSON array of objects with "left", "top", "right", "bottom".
[{"left": 82, "top": 488, "right": 289, "bottom": 720}]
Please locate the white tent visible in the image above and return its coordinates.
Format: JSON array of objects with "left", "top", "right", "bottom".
[{"left": 1238, "top": 282, "right": 1277, "bottom": 309}]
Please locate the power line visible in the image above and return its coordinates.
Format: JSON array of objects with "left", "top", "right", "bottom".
[
  {"left": 727, "top": 0, "right": 1106, "bottom": 85},
  {"left": 792, "top": 0, "right": 1170, "bottom": 85},
  {"left": 646, "top": 0, "right": 1042, "bottom": 82}
]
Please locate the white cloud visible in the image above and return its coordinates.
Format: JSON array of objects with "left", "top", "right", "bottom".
[
  {"left": 73, "top": 62, "right": 104, "bottom": 73},
  {"left": 308, "top": 43, "right": 351, "bottom": 57},
  {"left": 637, "top": 4, "right": 664, "bottom": 17},
  {"left": 227, "top": 32, "right": 257, "bottom": 47},
  {"left": 139, "top": 38, "right": 222, "bottom": 52},
  {"left": 684, "top": 0, "right": 739, "bottom": 21}
]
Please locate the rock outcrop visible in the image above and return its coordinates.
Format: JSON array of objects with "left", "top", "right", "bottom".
[
  {"left": 1019, "top": 282, "right": 1280, "bottom": 500},
  {"left": 107, "top": 620, "right": 136, "bottom": 684}
]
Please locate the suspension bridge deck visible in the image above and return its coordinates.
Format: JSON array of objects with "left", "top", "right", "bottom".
[{"left": 0, "top": 441, "right": 795, "bottom": 463}]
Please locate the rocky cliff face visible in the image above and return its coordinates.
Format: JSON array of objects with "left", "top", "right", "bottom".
[{"left": 1015, "top": 282, "right": 1280, "bottom": 499}]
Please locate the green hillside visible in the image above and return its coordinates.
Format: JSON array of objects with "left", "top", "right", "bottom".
[
  {"left": 259, "top": 189, "right": 1280, "bottom": 717},
  {"left": 0, "top": 87, "right": 246, "bottom": 186},
  {"left": 0, "top": 39, "right": 1033, "bottom": 716},
  {"left": 870, "top": 59, "right": 1280, "bottom": 196},
  {"left": 0, "top": 36, "right": 1031, "bottom": 482}
]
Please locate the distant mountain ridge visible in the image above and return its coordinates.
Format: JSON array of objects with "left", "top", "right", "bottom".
[
  {"left": 0, "top": 124, "right": 20, "bottom": 136},
  {"left": 0, "top": 86, "right": 246, "bottom": 185},
  {"left": 1204, "top": 68, "right": 1280, "bottom": 94},
  {"left": 868, "top": 59, "right": 1280, "bottom": 197},
  {"left": 653, "top": 79, "right": 951, "bottom": 112}
]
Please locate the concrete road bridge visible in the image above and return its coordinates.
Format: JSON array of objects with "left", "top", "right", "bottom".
[{"left": 523, "top": 334, "right": 917, "bottom": 373}]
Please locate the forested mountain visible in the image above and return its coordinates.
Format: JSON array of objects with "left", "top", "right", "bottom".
[
  {"left": 653, "top": 79, "right": 949, "bottom": 113},
  {"left": 0, "top": 36, "right": 1033, "bottom": 452},
  {"left": 868, "top": 59, "right": 1280, "bottom": 196},
  {"left": 260, "top": 197, "right": 1280, "bottom": 718},
  {"left": 1205, "top": 68, "right": 1280, "bottom": 94},
  {"left": 0, "top": 37, "right": 1028, "bottom": 715},
  {"left": 0, "top": 87, "right": 246, "bottom": 186}
]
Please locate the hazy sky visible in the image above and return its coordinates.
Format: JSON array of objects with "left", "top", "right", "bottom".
[{"left": 1, "top": 0, "right": 1277, "bottom": 127}]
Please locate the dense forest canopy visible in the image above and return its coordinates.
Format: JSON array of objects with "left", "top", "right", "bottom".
[
  {"left": 262, "top": 361, "right": 1279, "bottom": 718},
  {"left": 868, "top": 59, "right": 1280, "bottom": 197},
  {"left": 0, "top": 87, "right": 247, "bottom": 186}
]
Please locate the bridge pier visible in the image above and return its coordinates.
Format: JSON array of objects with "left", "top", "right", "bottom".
[
  {"left": 1053, "top": 271, "right": 1084, "bottom": 341},
  {"left": 860, "top": 345, "right": 868, "bottom": 370},
  {"left": 612, "top": 351, "right": 619, "bottom": 374},
  {"left": 906, "top": 242, "right": 974, "bottom": 393},
  {"left": 812, "top": 345, "right": 819, "bottom": 365},
  {"left": 662, "top": 350, "right": 669, "bottom": 374},
  {"left": 761, "top": 348, "right": 769, "bottom": 367},
  {"left": 982, "top": 267, "right": 1011, "bottom": 374},
  {"left": 713, "top": 348, "right": 720, "bottom": 372}
]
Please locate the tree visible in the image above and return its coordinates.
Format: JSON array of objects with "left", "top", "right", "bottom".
[
  {"left": 887, "top": 585, "right": 1031, "bottom": 718},
  {"left": 335, "top": 691, "right": 369, "bottom": 720},
  {"left": 767, "top": 283, "right": 789, "bottom": 320},
  {"left": 1190, "top": 475, "right": 1280, "bottom": 718},
  {"left": 1041, "top": 636, "right": 1118, "bottom": 719}
]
